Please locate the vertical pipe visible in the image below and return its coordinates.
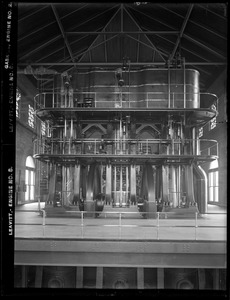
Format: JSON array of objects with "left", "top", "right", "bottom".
[
  {"left": 81, "top": 211, "right": 84, "bottom": 238},
  {"left": 105, "top": 164, "right": 112, "bottom": 205},
  {"left": 170, "top": 166, "right": 177, "bottom": 208},
  {"left": 64, "top": 118, "right": 67, "bottom": 137},
  {"left": 120, "top": 117, "right": 122, "bottom": 154},
  {"left": 195, "top": 212, "right": 198, "bottom": 240},
  {"left": 178, "top": 166, "right": 181, "bottom": 205},
  {"left": 120, "top": 165, "right": 123, "bottom": 204},
  {"left": 168, "top": 66, "right": 171, "bottom": 108},
  {"left": 62, "top": 165, "right": 65, "bottom": 205},
  {"left": 130, "top": 165, "right": 136, "bottom": 205},
  {"left": 70, "top": 118, "right": 73, "bottom": 138},
  {"left": 192, "top": 127, "right": 196, "bottom": 155},
  {"left": 126, "top": 166, "right": 129, "bottom": 204},
  {"left": 157, "top": 212, "right": 160, "bottom": 240},
  {"left": 114, "top": 166, "right": 116, "bottom": 203},
  {"left": 183, "top": 58, "right": 186, "bottom": 108}
]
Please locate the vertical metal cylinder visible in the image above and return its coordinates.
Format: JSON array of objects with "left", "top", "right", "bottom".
[
  {"left": 186, "top": 69, "right": 200, "bottom": 108},
  {"left": 105, "top": 164, "right": 112, "bottom": 204}
]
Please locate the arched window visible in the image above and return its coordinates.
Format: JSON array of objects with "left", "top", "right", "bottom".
[
  {"left": 25, "top": 156, "right": 35, "bottom": 201},
  {"left": 208, "top": 160, "right": 219, "bottom": 203}
]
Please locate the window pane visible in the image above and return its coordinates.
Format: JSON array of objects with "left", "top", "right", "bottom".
[
  {"left": 215, "top": 171, "right": 219, "bottom": 186},
  {"left": 25, "top": 170, "right": 29, "bottom": 184},
  {"left": 30, "top": 186, "right": 35, "bottom": 200},
  {"left": 209, "top": 187, "right": 213, "bottom": 202},
  {"left": 25, "top": 187, "right": 29, "bottom": 201},
  {"left": 214, "top": 187, "right": 219, "bottom": 202},
  {"left": 209, "top": 172, "right": 213, "bottom": 186},
  {"left": 30, "top": 171, "right": 34, "bottom": 185}
]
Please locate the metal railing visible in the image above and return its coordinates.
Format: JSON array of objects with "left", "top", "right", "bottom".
[
  {"left": 34, "top": 91, "right": 218, "bottom": 111},
  {"left": 15, "top": 209, "right": 226, "bottom": 241},
  {"left": 33, "top": 138, "right": 218, "bottom": 157}
]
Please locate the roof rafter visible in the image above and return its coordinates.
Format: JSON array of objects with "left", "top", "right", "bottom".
[
  {"left": 78, "top": 5, "right": 121, "bottom": 63},
  {"left": 184, "top": 34, "right": 226, "bottom": 60},
  {"left": 35, "top": 35, "right": 90, "bottom": 63},
  {"left": 51, "top": 5, "right": 75, "bottom": 64},
  {"left": 19, "top": 35, "right": 61, "bottom": 61},
  {"left": 124, "top": 6, "right": 166, "bottom": 62},
  {"left": 18, "top": 4, "right": 89, "bottom": 42},
  {"left": 18, "top": 6, "right": 47, "bottom": 22},
  {"left": 170, "top": 4, "right": 194, "bottom": 60},
  {"left": 157, "top": 3, "right": 227, "bottom": 40},
  {"left": 126, "top": 34, "right": 168, "bottom": 57},
  {"left": 151, "top": 29, "right": 211, "bottom": 63}
]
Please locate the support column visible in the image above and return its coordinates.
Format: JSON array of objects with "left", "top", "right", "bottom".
[
  {"left": 105, "top": 164, "right": 112, "bottom": 205},
  {"left": 73, "top": 164, "right": 81, "bottom": 204},
  {"left": 157, "top": 268, "right": 164, "bottom": 289},
  {"left": 126, "top": 166, "right": 129, "bottom": 204},
  {"left": 35, "top": 266, "right": 43, "bottom": 288},
  {"left": 169, "top": 166, "right": 177, "bottom": 208},
  {"left": 137, "top": 267, "right": 144, "bottom": 289},
  {"left": 198, "top": 269, "right": 206, "bottom": 289},
  {"left": 21, "top": 266, "right": 27, "bottom": 288},
  {"left": 62, "top": 166, "right": 67, "bottom": 205},
  {"left": 76, "top": 267, "right": 83, "bottom": 288},
  {"left": 162, "top": 165, "right": 168, "bottom": 203},
  {"left": 47, "top": 164, "right": 56, "bottom": 205},
  {"left": 184, "top": 165, "right": 196, "bottom": 205},
  {"left": 130, "top": 165, "right": 136, "bottom": 204},
  {"left": 213, "top": 269, "right": 220, "bottom": 290},
  {"left": 96, "top": 267, "right": 103, "bottom": 289}
]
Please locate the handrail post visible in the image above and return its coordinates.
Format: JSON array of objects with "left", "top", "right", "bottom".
[
  {"left": 81, "top": 211, "right": 84, "bottom": 238},
  {"left": 42, "top": 209, "right": 46, "bottom": 237},
  {"left": 157, "top": 212, "right": 160, "bottom": 240},
  {"left": 195, "top": 212, "right": 198, "bottom": 240},
  {"left": 42, "top": 209, "right": 46, "bottom": 226},
  {"left": 119, "top": 213, "right": 121, "bottom": 239}
]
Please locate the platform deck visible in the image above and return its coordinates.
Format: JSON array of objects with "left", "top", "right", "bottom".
[{"left": 15, "top": 203, "right": 227, "bottom": 241}]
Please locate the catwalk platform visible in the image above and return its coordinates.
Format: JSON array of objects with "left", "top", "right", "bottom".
[{"left": 15, "top": 202, "right": 226, "bottom": 241}]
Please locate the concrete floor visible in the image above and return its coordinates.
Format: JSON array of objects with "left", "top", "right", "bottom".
[{"left": 15, "top": 202, "right": 227, "bottom": 241}]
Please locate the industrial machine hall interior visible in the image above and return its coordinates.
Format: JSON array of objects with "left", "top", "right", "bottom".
[{"left": 12, "top": 2, "right": 227, "bottom": 294}]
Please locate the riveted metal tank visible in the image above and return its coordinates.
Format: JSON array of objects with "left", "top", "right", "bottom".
[{"left": 70, "top": 68, "right": 200, "bottom": 109}]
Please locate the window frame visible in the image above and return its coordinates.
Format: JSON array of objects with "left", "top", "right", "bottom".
[
  {"left": 28, "top": 104, "right": 35, "bottom": 128},
  {"left": 208, "top": 167, "right": 219, "bottom": 203}
]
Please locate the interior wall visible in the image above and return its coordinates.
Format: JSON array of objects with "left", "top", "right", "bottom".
[
  {"left": 16, "top": 75, "right": 38, "bottom": 204},
  {"left": 201, "top": 69, "right": 227, "bottom": 207}
]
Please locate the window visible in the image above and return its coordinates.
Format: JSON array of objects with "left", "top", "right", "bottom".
[
  {"left": 198, "top": 127, "right": 203, "bottom": 138},
  {"left": 210, "top": 116, "right": 216, "bottom": 130},
  {"left": 16, "top": 88, "right": 21, "bottom": 118},
  {"left": 25, "top": 156, "right": 35, "bottom": 201},
  {"left": 28, "top": 104, "right": 35, "bottom": 128},
  {"left": 208, "top": 160, "right": 219, "bottom": 203},
  {"left": 41, "top": 121, "right": 46, "bottom": 136}
]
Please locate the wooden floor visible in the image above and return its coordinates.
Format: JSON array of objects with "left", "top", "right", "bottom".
[{"left": 15, "top": 203, "right": 227, "bottom": 241}]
